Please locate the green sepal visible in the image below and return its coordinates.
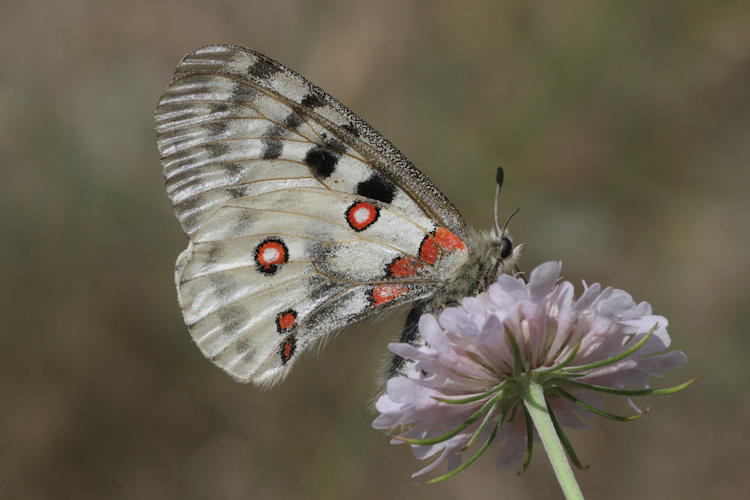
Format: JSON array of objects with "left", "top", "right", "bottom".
[
  {"left": 562, "top": 377, "right": 697, "bottom": 397},
  {"left": 555, "top": 388, "right": 644, "bottom": 422},
  {"left": 462, "top": 401, "right": 499, "bottom": 451},
  {"left": 432, "top": 381, "right": 507, "bottom": 405},
  {"left": 548, "top": 404, "right": 589, "bottom": 470},
  {"left": 505, "top": 329, "right": 523, "bottom": 378},
  {"left": 556, "top": 334, "right": 584, "bottom": 369},
  {"left": 517, "top": 406, "right": 534, "bottom": 475}
]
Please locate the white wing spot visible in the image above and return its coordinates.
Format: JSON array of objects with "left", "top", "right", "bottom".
[
  {"left": 262, "top": 247, "right": 281, "bottom": 264},
  {"left": 353, "top": 206, "right": 371, "bottom": 225}
]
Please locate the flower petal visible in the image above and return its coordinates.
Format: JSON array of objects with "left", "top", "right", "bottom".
[{"left": 528, "top": 261, "right": 562, "bottom": 299}]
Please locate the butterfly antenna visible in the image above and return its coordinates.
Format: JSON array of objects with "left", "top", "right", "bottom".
[
  {"left": 494, "top": 167, "right": 504, "bottom": 235},
  {"left": 503, "top": 208, "right": 520, "bottom": 235}
]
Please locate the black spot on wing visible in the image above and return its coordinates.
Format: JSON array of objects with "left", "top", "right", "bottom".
[
  {"left": 303, "top": 135, "right": 347, "bottom": 179},
  {"left": 304, "top": 145, "right": 340, "bottom": 178},
  {"left": 206, "top": 142, "right": 229, "bottom": 158},
  {"left": 210, "top": 103, "right": 231, "bottom": 114},
  {"left": 300, "top": 93, "right": 325, "bottom": 109},
  {"left": 217, "top": 305, "right": 249, "bottom": 336},
  {"left": 222, "top": 162, "right": 245, "bottom": 180},
  {"left": 283, "top": 111, "right": 303, "bottom": 130},
  {"left": 261, "top": 111, "right": 305, "bottom": 160},
  {"left": 229, "top": 82, "right": 256, "bottom": 103},
  {"left": 226, "top": 186, "right": 245, "bottom": 199},
  {"left": 234, "top": 337, "right": 250, "bottom": 353},
  {"left": 203, "top": 120, "right": 228, "bottom": 136},
  {"left": 356, "top": 174, "right": 396, "bottom": 204},
  {"left": 323, "top": 135, "right": 346, "bottom": 155},
  {"left": 261, "top": 125, "right": 284, "bottom": 160},
  {"left": 248, "top": 58, "right": 280, "bottom": 80}
]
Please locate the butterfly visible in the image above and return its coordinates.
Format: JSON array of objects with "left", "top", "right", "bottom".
[{"left": 155, "top": 45, "right": 522, "bottom": 388}]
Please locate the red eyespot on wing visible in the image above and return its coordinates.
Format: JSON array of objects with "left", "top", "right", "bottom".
[
  {"left": 280, "top": 335, "right": 296, "bottom": 364},
  {"left": 276, "top": 309, "right": 297, "bottom": 334},
  {"left": 255, "top": 238, "right": 289, "bottom": 275},
  {"left": 419, "top": 235, "right": 440, "bottom": 264},
  {"left": 434, "top": 227, "right": 465, "bottom": 251},
  {"left": 370, "top": 284, "right": 409, "bottom": 305},
  {"left": 346, "top": 201, "right": 379, "bottom": 232},
  {"left": 387, "top": 256, "right": 421, "bottom": 278},
  {"left": 419, "top": 227, "right": 465, "bottom": 265}
]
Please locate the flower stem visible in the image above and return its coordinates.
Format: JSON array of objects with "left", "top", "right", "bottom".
[{"left": 522, "top": 380, "right": 584, "bottom": 500}]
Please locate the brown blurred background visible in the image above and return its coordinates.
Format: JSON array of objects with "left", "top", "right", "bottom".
[{"left": 1, "top": 1, "right": 748, "bottom": 499}]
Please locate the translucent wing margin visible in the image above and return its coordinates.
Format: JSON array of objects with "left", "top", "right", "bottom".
[{"left": 156, "top": 45, "right": 468, "bottom": 387}]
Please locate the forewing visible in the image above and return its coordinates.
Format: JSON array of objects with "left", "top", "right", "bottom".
[{"left": 156, "top": 45, "right": 468, "bottom": 386}]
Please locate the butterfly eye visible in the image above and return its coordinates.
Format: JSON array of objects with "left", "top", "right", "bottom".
[{"left": 499, "top": 237, "right": 513, "bottom": 259}]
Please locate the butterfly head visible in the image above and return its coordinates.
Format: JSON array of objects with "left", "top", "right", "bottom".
[
  {"left": 491, "top": 221, "right": 523, "bottom": 276},
  {"left": 496, "top": 206, "right": 519, "bottom": 259},
  {"left": 449, "top": 226, "right": 522, "bottom": 304}
]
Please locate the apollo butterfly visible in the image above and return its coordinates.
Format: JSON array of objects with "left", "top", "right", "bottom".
[{"left": 155, "top": 45, "right": 522, "bottom": 387}]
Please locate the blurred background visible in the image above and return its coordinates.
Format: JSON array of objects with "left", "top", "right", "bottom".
[{"left": 2, "top": 1, "right": 748, "bottom": 498}]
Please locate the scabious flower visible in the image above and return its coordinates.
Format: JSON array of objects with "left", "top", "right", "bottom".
[{"left": 373, "top": 261, "right": 692, "bottom": 486}]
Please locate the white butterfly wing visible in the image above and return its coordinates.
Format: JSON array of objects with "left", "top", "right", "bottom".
[{"left": 156, "top": 45, "right": 468, "bottom": 386}]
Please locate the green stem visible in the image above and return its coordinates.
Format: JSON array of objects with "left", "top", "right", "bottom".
[{"left": 522, "top": 380, "right": 584, "bottom": 500}]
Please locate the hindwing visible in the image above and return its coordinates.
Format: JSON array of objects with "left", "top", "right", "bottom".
[{"left": 155, "top": 45, "right": 469, "bottom": 386}]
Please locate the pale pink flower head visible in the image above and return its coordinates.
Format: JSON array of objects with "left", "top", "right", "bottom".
[{"left": 373, "top": 261, "right": 690, "bottom": 482}]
